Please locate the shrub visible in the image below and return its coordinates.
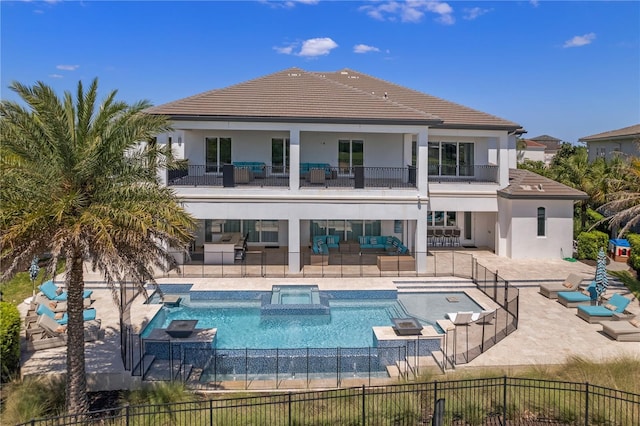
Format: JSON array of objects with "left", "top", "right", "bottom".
[
  {"left": 576, "top": 230, "right": 609, "bottom": 260},
  {"left": 626, "top": 233, "right": 640, "bottom": 272},
  {"left": 0, "top": 301, "right": 21, "bottom": 382},
  {"left": 1, "top": 376, "right": 66, "bottom": 424}
]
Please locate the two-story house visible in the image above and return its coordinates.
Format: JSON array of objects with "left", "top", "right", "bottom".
[
  {"left": 147, "top": 68, "right": 586, "bottom": 274},
  {"left": 580, "top": 124, "right": 640, "bottom": 161}
]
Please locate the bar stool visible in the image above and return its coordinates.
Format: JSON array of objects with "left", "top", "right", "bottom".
[
  {"left": 443, "top": 228, "right": 454, "bottom": 246},
  {"left": 433, "top": 228, "right": 444, "bottom": 246},
  {"left": 427, "top": 228, "right": 435, "bottom": 246},
  {"left": 452, "top": 228, "right": 461, "bottom": 246}
]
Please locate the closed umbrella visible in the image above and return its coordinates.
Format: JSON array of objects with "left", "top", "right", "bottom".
[
  {"left": 594, "top": 248, "right": 609, "bottom": 304},
  {"left": 29, "top": 256, "right": 40, "bottom": 300}
]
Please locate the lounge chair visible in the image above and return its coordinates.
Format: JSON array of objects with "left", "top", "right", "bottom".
[
  {"left": 576, "top": 294, "right": 632, "bottom": 323},
  {"left": 36, "top": 303, "right": 97, "bottom": 325},
  {"left": 26, "top": 313, "right": 101, "bottom": 351},
  {"left": 447, "top": 311, "right": 475, "bottom": 325},
  {"left": 539, "top": 273, "right": 584, "bottom": 299},
  {"left": 39, "top": 280, "right": 93, "bottom": 303},
  {"left": 601, "top": 319, "right": 640, "bottom": 342},
  {"left": 557, "top": 282, "right": 597, "bottom": 308}
]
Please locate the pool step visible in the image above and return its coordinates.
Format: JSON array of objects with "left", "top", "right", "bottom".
[
  {"left": 429, "top": 350, "right": 454, "bottom": 372},
  {"left": 140, "top": 354, "right": 155, "bottom": 379},
  {"left": 406, "top": 356, "right": 441, "bottom": 376},
  {"left": 143, "top": 359, "right": 193, "bottom": 382},
  {"left": 386, "top": 364, "right": 401, "bottom": 378}
]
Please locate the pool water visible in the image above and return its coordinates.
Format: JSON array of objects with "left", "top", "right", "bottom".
[{"left": 143, "top": 291, "right": 484, "bottom": 349}]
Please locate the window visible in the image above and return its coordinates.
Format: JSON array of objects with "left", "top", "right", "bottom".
[
  {"left": 427, "top": 211, "right": 457, "bottom": 227},
  {"left": 537, "top": 207, "right": 546, "bottom": 237},
  {"left": 428, "top": 141, "right": 474, "bottom": 176},
  {"left": 310, "top": 220, "right": 379, "bottom": 241},
  {"left": 338, "top": 139, "right": 364, "bottom": 174},
  {"left": 272, "top": 138, "right": 290, "bottom": 173},
  {"left": 205, "top": 137, "right": 232, "bottom": 173},
  {"left": 205, "top": 219, "right": 279, "bottom": 243}
]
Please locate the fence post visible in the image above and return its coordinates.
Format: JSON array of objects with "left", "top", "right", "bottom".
[
  {"left": 584, "top": 382, "right": 589, "bottom": 426},
  {"left": 362, "top": 384, "right": 366, "bottom": 425},
  {"left": 494, "top": 269, "right": 498, "bottom": 300},
  {"left": 209, "top": 400, "right": 213, "bottom": 426},
  {"left": 434, "top": 380, "right": 438, "bottom": 407},
  {"left": 125, "top": 405, "right": 130, "bottom": 426},
  {"left": 503, "top": 376, "right": 508, "bottom": 424}
]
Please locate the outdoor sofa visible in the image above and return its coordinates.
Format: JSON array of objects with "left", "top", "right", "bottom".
[
  {"left": 539, "top": 273, "right": 584, "bottom": 299},
  {"left": 601, "top": 318, "right": 640, "bottom": 342},
  {"left": 576, "top": 293, "right": 632, "bottom": 323},
  {"left": 232, "top": 162, "right": 266, "bottom": 178},
  {"left": 312, "top": 235, "right": 340, "bottom": 254},
  {"left": 358, "top": 236, "right": 409, "bottom": 254}
]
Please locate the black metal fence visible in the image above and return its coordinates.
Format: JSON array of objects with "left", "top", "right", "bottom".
[{"left": 18, "top": 378, "right": 640, "bottom": 425}]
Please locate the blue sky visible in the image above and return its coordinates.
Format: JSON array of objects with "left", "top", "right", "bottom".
[{"left": 2, "top": 1, "right": 638, "bottom": 143}]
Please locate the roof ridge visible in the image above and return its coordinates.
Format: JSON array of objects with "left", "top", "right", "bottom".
[
  {"left": 309, "top": 70, "right": 442, "bottom": 121},
  {"left": 325, "top": 68, "right": 519, "bottom": 128}
]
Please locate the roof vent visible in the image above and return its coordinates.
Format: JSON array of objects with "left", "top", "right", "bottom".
[
  {"left": 520, "top": 185, "right": 532, "bottom": 191},
  {"left": 288, "top": 73, "right": 300, "bottom": 77},
  {"left": 348, "top": 75, "right": 359, "bottom": 79},
  {"left": 537, "top": 184, "right": 544, "bottom": 191},
  {"left": 340, "top": 71, "right": 349, "bottom": 75},
  {"left": 383, "top": 92, "right": 388, "bottom": 99}
]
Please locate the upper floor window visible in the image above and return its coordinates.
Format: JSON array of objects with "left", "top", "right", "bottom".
[
  {"left": 537, "top": 207, "right": 546, "bottom": 237},
  {"left": 206, "top": 137, "right": 232, "bottom": 173},
  {"left": 428, "top": 141, "right": 474, "bottom": 176},
  {"left": 272, "top": 138, "right": 290, "bottom": 173},
  {"left": 338, "top": 139, "right": 364, "bottom": 174}
]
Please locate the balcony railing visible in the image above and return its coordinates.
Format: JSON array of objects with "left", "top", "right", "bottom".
[
  {"left": 428, "top": 164, "right": 499, "bottom": 183},
  {"left": 167, "top": 165, "right": 417, "bottom": 189}
]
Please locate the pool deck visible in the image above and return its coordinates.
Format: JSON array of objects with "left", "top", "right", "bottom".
[{"left": 17, "top": 250, "right": 640, "bottom": 390}]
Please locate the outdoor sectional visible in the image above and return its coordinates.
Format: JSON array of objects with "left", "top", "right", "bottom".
[
  {"left": 358, "top": 236, "right": 408, "bottom": 254},
  {"left": 232, "top": 162, "right": 266, "bottom": 178}
]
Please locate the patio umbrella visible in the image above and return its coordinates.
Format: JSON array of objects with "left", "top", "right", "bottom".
[
  {"left": 29, "top": 256, "right": 39, "bottom": 299},
  {"left": 594, "top": 248, "right": 609, "bottom": 303}
]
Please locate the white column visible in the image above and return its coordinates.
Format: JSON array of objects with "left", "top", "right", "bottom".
[
  {"left": 416, "top": 128, "right": 429, "bottom": 196},
  {"left": 498, "top": 133, "right": 509, "bottom": 187},
  {"left": 288, "top": 218, "right": 301, "bottom": 273},
  {"left": 403, "top": 133, "right": 413, "bottom": 168},
  {"left": 415, "top": 209, "right": 428, "bottom": 273},
  {"left": 289, "top": 127, "right": 300, "bottom": 190}
]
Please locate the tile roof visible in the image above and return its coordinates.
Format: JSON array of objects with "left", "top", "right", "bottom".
[
  {"left": 147, "top": 67, "right": 522, "bottom": 131},
  {"left": 498, "top": 169, "right": 588, "bottom": 200},
  {"left": 529, "top": 135, "right": 562, "bottom": 152},
  {"left": 524, "top": 139, "right": 547, "bottom": 149},
  {"left": 579, "top": 124, "right": 640, "bottom": 142}
]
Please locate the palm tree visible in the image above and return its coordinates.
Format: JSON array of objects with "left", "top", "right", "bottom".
[
  {"left": 0, "top": 79, "right": 195, "bottom": 414},
  {"left": 600, "top": 157, "right": 640, "bottom": 236}
]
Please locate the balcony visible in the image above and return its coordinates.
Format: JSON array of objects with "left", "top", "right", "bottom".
[
  {"left": 167, "top": 165, "right": 417, "bottom": 189},
  {"left": 428, "top": 164, "right": 499, "bottom": 183}
]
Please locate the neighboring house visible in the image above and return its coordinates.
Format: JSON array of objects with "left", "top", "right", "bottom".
[
  {"left": 518, "top": 139, "right": 547, "bottom": 164},
  {"left": 528, "top": 135, "right": 562, "bottom": 165},
  {"left": 147, "top": 67, "right": 587, "bottom": 272},
  {"left": 579, "top": 124, "right": 640, "bottom": 162}
]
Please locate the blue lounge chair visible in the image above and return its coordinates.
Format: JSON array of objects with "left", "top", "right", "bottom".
[
  {"left": 39, "top": 280, "right": 93, "bottom": 302},
  {"left": 576, "top": 294, "right": 632, "bottom": 323},
  {"left": 36, "top": 303, "right": 97, "bottom": 325},
  {"left": 557, "top": 282, "right": 597, "bottom": 308}
]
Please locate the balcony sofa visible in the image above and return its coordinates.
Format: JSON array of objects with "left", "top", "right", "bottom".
[
  {"left": 312, "top": 235, "right": 340, "bottom": 254},
  {"left": 301, "top": 163, "right": 333, "bottom": 179},
  {"left": 358, "top": 236, "right": 408, "bottom": 254},
  {"left": 233, "top": 162, "right": 266, "bottom": 179}
]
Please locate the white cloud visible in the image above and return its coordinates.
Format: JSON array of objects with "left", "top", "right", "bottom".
[
  {"left": 530, "top": 0, "right": 540, "bottom": 7},
  {"left": 360, "top": 1, "right": 454, "bottom": 25},
  {"left": 260, "top": 0, "right": 318, "bottom": 9},
  {"left": 274, "top": 45, "right": 295, "bottom": 55},
  {"left": 56, "top": 64, "right": 79, "bottom": 71},
  {"left": 299, "top": 37, "right": 338, "bottom": 57},
  {"left": 274, "top": 38, "right": 338, "bottom": 57},
  {"left": 354, "top": 44, "right": 381, "bottom": 54},
  {"left": 49, "top": 74, "right": 63, "bottom": 79},
  {"left": 563, "top": 33, "right": 596, "bottom": 48},
  {"left": 463, "top": 7, "right": 491, "bottom": 20}
]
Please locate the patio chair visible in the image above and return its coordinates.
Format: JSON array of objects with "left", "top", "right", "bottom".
[
  {"left": 447, "top": 311, "right": 475, "bottom": 325},
  {"left": 601, "top": 318, "right": 640, "bottom": 342},
  {"left": 433, "top": 228, "right": 444, "bottom": 247},
  {"left": 557, "top": 282, "right": 597, "bottom": 308},
  {"left": 27, "top": 313, "right": 102, "bottom": 351},
  {"left": 539, "top": 273, "right": 584, "bottom": 299},
  {"left": 576, "top": 293, "right": 632, "bottom": 323},
  {"left": 38, "top": 280, "right": 94, "bottom": 304},
  {"left": 36, "top": 303, "right": 97, "bottom": 325}
]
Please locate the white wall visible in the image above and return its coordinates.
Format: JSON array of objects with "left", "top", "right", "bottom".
[
  {"left": 520, "top": 148, "right": 545, "bottom": 163},
  {"left": 504, "top": 198, "right": 575, "bottom": 259}
]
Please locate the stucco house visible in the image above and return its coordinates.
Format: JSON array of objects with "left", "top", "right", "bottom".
[
  {"left": 580, "top": 124, "right": 640, "bottom": 162},
  {"left": 518, "top": 139, "right": 547, "bottom": 164},
  {"left": 146, "top": 68, "right": 586, "bottom": 273}
]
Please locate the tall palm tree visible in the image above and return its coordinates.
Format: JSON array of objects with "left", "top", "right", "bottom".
[
  {"left": 600, "top": 157, "right": 640, "bottom": 236},
  {"left": 0, "top": 79, "right": 195, "bottom": 414}
]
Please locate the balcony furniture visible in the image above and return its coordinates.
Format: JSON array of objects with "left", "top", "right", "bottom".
[
  {"left": 433, "top": 228, "right": 444, "bottom": 246},
  {"left": 309, "top": 168, "right": 326, "bottom": 184},
  {"left": 358, "top": 236, "right": 408, "bottom": 254},
  {"left": 452, "top": 228, "right": 461, "bottom": 246},
  {"left": 377, "top": 255, "right": 415, "bottom": 271},
  {"left": 232, "top": 162, "right": 266, "bottom": 178},
  {"left": 233, "top": 167, "right": 253, "bottom": 184},
  {"left": 301, "top": 163, "right": 332, "bottom": 178},
  {"left": 427, "top": 228, "right": 435, "bottom": 246},
  {"left": 443, "top": 228, "right": 454, "bottom": 246},
  {"left": 340, "top": 241, "right": 361, "bottom": 253},
  {"left": 313, "top": 235, "right": 340, "bottom": 251},
  {"left": 204, "top": 233, "right": 246, "bottom": 265}
]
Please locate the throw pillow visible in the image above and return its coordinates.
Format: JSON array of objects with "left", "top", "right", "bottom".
[
  {"left": 56, "top": 287, "right": 63, "bottom": 295},
  {"left": 604, "top": 303, "right": 617, "bottom": 311},
  {"left": 359, "top": 236, "right": 365, "bottom": 244},
  {"left": 55, "top": 326, "right": 66, "bottom": 333},
  {"left": 55, "top": 312, "right": 63, "bottom": 320},
  {"left": 370, "top": 237, "right": 378, "bottom": 245},
  {"left": 629, "top": 319, "right": 639, "bottom": 328},
  {"left": 581, "top": 290, "right": 590, "bottom": 296},
  {"left": 49, "top": 301, "right": 57, "bottom": 309},
  {"left": 562, "top": 281, "right": 573, "bottom": 288}
]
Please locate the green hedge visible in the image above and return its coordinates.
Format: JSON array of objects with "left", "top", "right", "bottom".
[
  {"left": 0, "top": 301, "right": 21, "bottom": 382},
  {"left": 577, "top": 230, "right": 609, "bottom": 260},
  {"left": 626, "top": 233, "right": 640, "bottom": 272}
]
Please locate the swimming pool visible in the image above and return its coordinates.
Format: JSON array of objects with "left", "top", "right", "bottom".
[{"left": 143, "top": 289, "right": 484, "bottom": 349}]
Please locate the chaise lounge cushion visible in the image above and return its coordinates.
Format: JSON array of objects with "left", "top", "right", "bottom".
[
  {"left": 39, "top": 280, "right": 93, "bottom": 302},
  {"left": 576, "top": 294, "right": 631, "bottom": 323},
  {"left": 539, "top": 273, "right": 584, "bottom": 299},
  {"left": 601, "top": 320, "right": 640, "bottom": 342}
]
